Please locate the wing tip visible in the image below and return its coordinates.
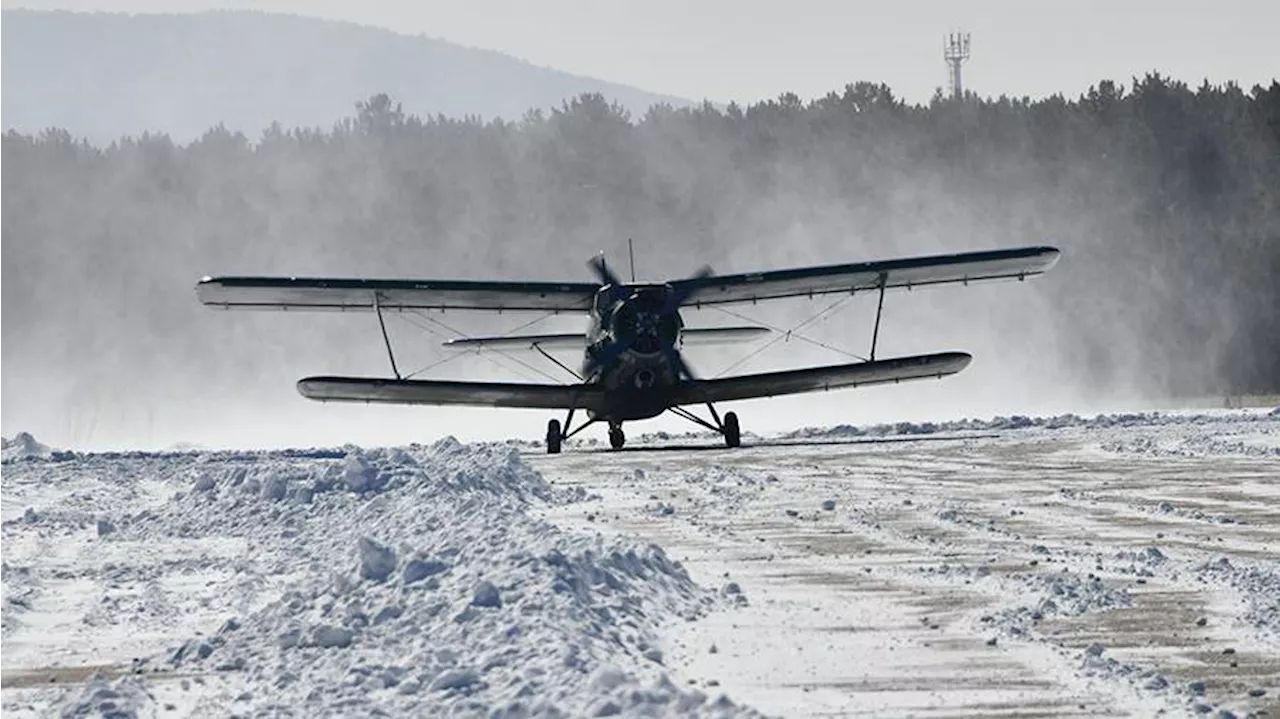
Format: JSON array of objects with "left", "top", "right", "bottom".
[
  {"left": 1033, "top": 245, "right": 1063, "bottom": 268},
  {"left": 917, "top": 351, "right": 973, "bottom": 375}
]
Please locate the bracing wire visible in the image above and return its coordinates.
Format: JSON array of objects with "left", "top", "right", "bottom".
[
  {"left": 708, "top": 295, "right": 867, "bottom": 378},
  {"left": 393, "top": 308, "right": 565, "bottom": 384},
  {"left": 498, "top": 311, "right": 560, "bottom": 337},
  {"left": 391, "top": 311, "right": 542, "bottom": 382},
  {"left": 401, "top": 351, "right": 472, "bottom": 380}
]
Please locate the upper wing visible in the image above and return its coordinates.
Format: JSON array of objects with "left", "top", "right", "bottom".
[
  {"left": 671, "top": 352, "right": 971, "bottom": 405},
  {"left": 297, "top": 376, "right": 607, "bottom": 412},
  {"left": 674, "top": 246, "right": 1060, "bottom": 307},
  {"left": 196, "top": 276, "right": 598, "bottom": 313}
]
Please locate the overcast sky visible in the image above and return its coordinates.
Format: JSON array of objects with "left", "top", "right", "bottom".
[{"left": 5, "top": 0, "right": 1277, "bottom": 105}]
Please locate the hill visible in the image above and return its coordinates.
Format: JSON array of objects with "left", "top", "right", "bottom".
[{"left": 0, "top": 9, "right": 694, "bottom": 142}]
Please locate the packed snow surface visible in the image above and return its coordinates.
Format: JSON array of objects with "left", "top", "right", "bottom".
[
  {"left": 530, "top": 409, "right": 1280, "bottom": 718},
  {"left": 3, "top": 408, "right": 1278, "bottom": 717}
]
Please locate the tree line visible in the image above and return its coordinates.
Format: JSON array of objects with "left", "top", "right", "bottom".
[{"left": 3, "top": 74, "right": 1278, "bottom": 412}]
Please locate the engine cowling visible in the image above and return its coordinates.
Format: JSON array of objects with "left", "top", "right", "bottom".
[{"left": 608, "top": 289, "right": 681, "bottom": 356}]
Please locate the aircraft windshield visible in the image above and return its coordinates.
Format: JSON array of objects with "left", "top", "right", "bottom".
[{"left": 593, "top": 289, "right": 615, "bottom": 315}]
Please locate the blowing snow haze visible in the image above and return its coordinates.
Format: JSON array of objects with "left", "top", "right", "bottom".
[{"left": 2, "top": 9, "right": 1279, "bottom": 450}]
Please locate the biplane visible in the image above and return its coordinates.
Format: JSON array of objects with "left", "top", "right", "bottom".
[{"left": 196, "top": 245, "right": 1060, "bottom": 453}]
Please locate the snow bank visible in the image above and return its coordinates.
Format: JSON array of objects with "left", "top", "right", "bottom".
[
  {"left": 1, "top": 432, "right": 57, "bottom": 462},
  {"left": 55, "top": 675, "right": 156, "bottom": 718},
  {"left": 783, "top": 409, "right": 1280, "bottom": 441},
  {"left": 979, "top": 570, "right": 1132, "bottom": 637},
  {"left": 1100, "top": 432, "right": 1280, "bottom": 458},
  {"left": 1194, "top": 557, "right": 1280, "bottom": 637},
  {"left": 44, "top": 438, "right": 764, "bottom": 716},
  {"left": 1, "top": 561, "right": 36, "bottom": 638}
]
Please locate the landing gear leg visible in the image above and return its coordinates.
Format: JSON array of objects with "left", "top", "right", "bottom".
[
  {"left": 546, "top": 419, "right": 562, "bottom": 455},
  {"left": 608, "top": 423, "right": 626, "bottom": 450}
]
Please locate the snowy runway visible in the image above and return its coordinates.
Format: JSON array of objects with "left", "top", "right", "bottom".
[
  {"left": 2, "top": 410, "right": 1278, "bottom": 717},
  {"left": 529, "top": 412, "right": 1280, "bottom": 717}
]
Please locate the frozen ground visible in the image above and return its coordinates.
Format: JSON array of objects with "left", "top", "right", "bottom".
[{"left": 2, "top": 408, "right": 1278, "bottom": 717}]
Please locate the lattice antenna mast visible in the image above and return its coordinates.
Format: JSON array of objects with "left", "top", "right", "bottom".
[{"left": 943, "top": 32, "right": 971, "bottom": 100}]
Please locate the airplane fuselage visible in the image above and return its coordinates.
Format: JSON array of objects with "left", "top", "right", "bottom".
[{"left": 582, "top": 284, "right": 685, "bottom": 423}]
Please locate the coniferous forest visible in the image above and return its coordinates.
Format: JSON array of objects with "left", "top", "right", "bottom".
[{"left": 3, "top": 75, "right": 1278, "bottom": 443}]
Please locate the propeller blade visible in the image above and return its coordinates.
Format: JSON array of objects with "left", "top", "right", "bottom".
[
  {"left": 584, "top": 335, "right": 631, "bottom": 376},
  {"left": 662, "top": 264, "right": 715, "bottom": 315},
  {"left": 660, "top": 339, "right": 697, "bottom": 382},
  {"left": 587, "top": 254, "right": 630, "bottom": 303}
]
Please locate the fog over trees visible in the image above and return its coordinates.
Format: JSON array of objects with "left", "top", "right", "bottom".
[{"left": 3, "top": 75, "right": 1278, "bottom": 447}]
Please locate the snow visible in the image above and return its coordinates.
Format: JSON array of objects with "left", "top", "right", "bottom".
[
  {"left": 1, "top": 432, "right": 57, "bottom": 462},
  {"left": 3, "top": 406, "right": 1278, "bottom": 717},
  {"left": 532, "top": 408, "right": 1280, "bottom": 717},
  {"left": 2, "top": 436, "right": 759, "bottom": 717}
]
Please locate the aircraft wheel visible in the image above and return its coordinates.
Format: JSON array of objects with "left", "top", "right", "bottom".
[
  {"left": 546, "top": 419, "right": 562, "bottom": 454},
  {"left": 723, "top": 412, "right": 741, "bottom": 448},
  {"left": 609, "top": 425, "right": 626, "bottom": 450}
]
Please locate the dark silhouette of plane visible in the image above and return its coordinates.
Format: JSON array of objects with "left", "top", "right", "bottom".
[{"left": 196, "top": 245, "right": 1059, "bottom": 453}]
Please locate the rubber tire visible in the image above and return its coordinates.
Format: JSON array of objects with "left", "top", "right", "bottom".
[
  {"left": 609, "top": 425, "right": 626, "bottom": 450},
  {"left": 723, "top": 412, "right": 741, "bottom": 448},
  {"left": 546, "top": 419, "right": 562, "bottom": 454}
]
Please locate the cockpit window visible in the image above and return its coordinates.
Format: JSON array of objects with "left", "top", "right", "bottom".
[{"left": 594, "top": 289, "right": 614, "bottom": 315}]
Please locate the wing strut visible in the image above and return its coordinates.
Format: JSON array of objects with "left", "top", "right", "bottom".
[
  {"left": 373, "top": 292, "right": 401, "bottom": 380},
  {"left": 532, "top": 342, "right": 583, "bottom": 381},
  {"left": 870, "top": 272, "right": 887, "bottom": 362}
]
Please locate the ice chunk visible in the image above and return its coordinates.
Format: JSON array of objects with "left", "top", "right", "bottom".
[
  {"left": 342, "top": 453, "right": 378, "bottom": 493},
  {"left": 261, "top": 475, "right": 288, "bottom": 502},
  {"left": 403, "top": 558, "right": 449, "bottom": 585},
  {"left": 358, "top": 538, "right": 397, "bottom": 583},
  {"left": 430, "top": 668, "right": 479, "bottom": 691},
  {"left": 311, "top": 624, "right": 354, "bottom": 649},
  {"left": 472, "top": 580, "right": 502, "bottom": 608}
]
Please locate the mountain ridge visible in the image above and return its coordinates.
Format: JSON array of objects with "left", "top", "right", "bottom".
[{"left": 1, "top": 8, "right": 697, "bottom": 142}]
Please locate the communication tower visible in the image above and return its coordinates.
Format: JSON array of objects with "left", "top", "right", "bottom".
[{"left": 943, "top": 33, "right": 971, "bottom": 99}]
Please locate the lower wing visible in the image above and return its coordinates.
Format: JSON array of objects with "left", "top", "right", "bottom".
[
  {"left": 438, "top": 326, "right": 770, "bottom": 351},
  {"left": 671, "top": 352, "right": 971, "bottom": 405},
  {"left": 297, "top": 376, "right": 606, "bottom": 412},
  {"left": 297, "top": 352, "right": 968, "bottom": 412}
]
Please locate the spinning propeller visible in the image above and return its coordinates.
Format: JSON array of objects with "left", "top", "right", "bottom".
[{"left": 583, "top": 254, "right": 715, "bottom": 383}]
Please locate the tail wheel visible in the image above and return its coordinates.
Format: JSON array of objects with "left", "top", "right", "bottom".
[
  {"left": 609, "top": 425, "right": 626, "bottom": 450},
  {"left": 546, "top": 419, "right": 562, "bottom": 454},
  {"left": 723, "top": 412, "right": 740, "bottom": 448}
]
